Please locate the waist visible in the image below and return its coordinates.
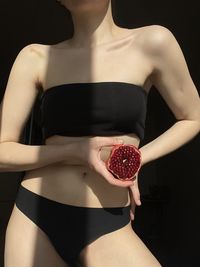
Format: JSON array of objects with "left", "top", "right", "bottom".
[
  {"left": 22, "top": 164, "right": 130, "bottom": 208},
  {"left": 21, "top": 134, "right": 139, "bottom": 207}
]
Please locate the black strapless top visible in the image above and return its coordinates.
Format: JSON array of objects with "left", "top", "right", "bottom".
[{"left": 38, "top": 82, "right": 148, "bottom": 141}]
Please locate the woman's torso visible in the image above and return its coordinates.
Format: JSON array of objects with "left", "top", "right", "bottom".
[{"left": 21, "top": 26, "right": 153, "bottom": 208}]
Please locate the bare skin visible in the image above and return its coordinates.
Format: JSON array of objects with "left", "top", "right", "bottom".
[{"left": 2, "top": 0, "right": 200, "bottom": 267}]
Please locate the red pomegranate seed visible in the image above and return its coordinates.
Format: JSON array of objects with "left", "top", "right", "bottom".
[{"left": 105, "top": 144, "right": 141, "bottom": 181}]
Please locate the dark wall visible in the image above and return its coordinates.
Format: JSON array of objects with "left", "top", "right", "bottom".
[{"left": 0, "top": 0, "right": 199, "bottom": 266}]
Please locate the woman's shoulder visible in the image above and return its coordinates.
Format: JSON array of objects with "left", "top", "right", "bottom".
[
  {"left": 136, "top": 24, "right": 174, "bottom": 38},
  {"left": 135, "top": 24, "right": 176, "bottom": 53},
  {"left": 16, "top": 43, "right": 49, "bottom": 63}
]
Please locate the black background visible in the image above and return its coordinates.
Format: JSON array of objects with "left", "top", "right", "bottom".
[{"left": 0, "top": 0, "right": 200, "bottom": 266}]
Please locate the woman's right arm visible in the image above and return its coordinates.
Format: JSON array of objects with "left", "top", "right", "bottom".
[
  {"left": 0, "top": 44, "right": 80, "bottom": 172},
  {"left": 0, "top": 44, "right": 134, "bottom": 188}
]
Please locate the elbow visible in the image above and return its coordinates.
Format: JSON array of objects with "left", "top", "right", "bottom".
[
  {"left": 187, "top": 118, "right": 200, "bottom": 137},
  {"left": 190, "top": 116, "right": 200, "bottom": 132},
  {"left": 181, "top": 111, "right": 200, "bottom": 131}
]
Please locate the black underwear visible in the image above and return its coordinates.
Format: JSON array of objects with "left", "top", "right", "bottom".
[{"left": 15, "top": 185, "right": 131, "bottom": 267}]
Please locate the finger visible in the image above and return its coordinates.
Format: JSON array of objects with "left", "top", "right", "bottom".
[
  {"left": 130, "top": 209, "right": 135, "bottom": 221},
  {"left": 92, "top": 157, "right": 135, "bottom": 188},
  {"left": 128, "top": 187, "right": 136, "bottom": 221},
  {"left": 134, "top": 178, "right": 141, "bottom": 205},
  {"left": 130, "top": 205, "right": 136, "bottom": 220},
  {"left": 99, "top": 162, "right": 135, "bottom": 187},
  {"left": 128, "top": 186, "right": 136, "bottom": 208},
  {"left": 95, "top": 149, "right": 135, "bottom": 187},
  {"left": 129, "top": 181, "right": 141, "bottom": 206}
]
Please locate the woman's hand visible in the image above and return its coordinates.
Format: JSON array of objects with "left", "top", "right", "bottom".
[
  {"left": 128, "top": 149, "right": 145, "bottom": 221},
  {"left": 128, "top": 174, "right": 141, "bottom": 221},
  {"left": 77, "top": 136, "right": 136, "bottom": 188}
]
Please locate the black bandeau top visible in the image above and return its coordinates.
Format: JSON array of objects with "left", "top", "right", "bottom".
[{"left": 38, "top": 82, "right": 148, "bottom": 141}]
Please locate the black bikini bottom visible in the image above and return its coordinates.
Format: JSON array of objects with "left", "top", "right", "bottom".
[{"left": 15, "top": 185, "right": 131, "bottom": 267}]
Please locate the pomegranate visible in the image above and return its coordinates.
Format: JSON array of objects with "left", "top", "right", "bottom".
[{"left": 106, "top": 144, "right": 141, "bottom": 181}]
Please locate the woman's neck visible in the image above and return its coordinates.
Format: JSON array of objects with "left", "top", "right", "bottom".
[{"left": 68, "top": 1, "right": 122, "bottom": 48}]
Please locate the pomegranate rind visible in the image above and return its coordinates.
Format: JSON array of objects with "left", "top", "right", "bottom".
[{"left": 106, "top": 144, "right": 141, "bottom": 181}]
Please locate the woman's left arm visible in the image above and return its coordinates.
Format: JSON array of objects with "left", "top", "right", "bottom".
[
  {"left": 129, "top": 25, "right": 200, "bottom": 219},
  {"left": 141, "top": 25, "right": 200, "bottom": 165}
]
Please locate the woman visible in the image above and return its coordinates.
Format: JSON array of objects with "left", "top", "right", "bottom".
[{"left": 1, "top": 0, "right": 200, "bottom": 266}]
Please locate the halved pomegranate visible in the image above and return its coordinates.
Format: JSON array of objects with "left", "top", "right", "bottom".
[{"left": 105, "top": 144, "right": 141, "bottom": 181}]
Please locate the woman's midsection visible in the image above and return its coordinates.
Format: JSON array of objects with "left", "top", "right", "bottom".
[{"left": 21, "top": 134, "right": 140, "bottom": 208}]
